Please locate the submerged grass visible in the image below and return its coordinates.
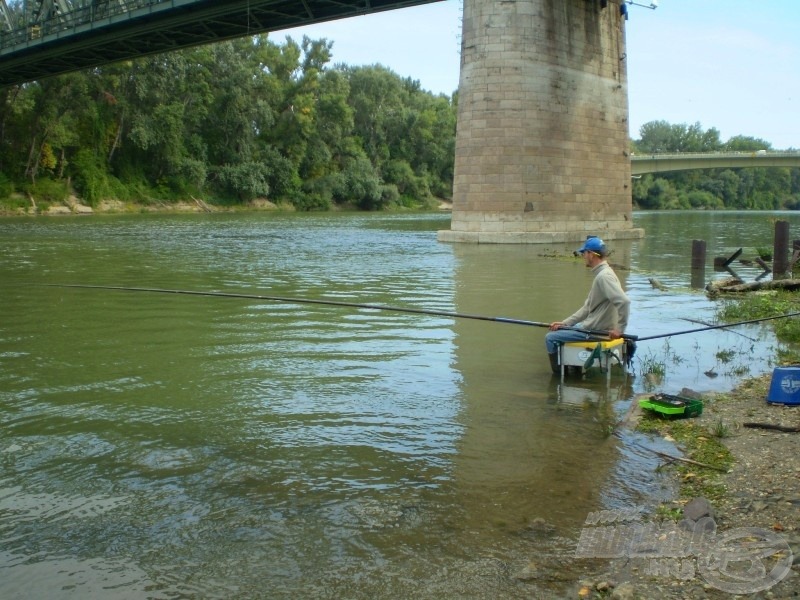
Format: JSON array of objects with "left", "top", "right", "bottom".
[{"left": 715, "top": 290, "right": 800, "bottom": 345}]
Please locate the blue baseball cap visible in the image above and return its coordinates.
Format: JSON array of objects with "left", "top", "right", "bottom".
[{"left": 577, "top": 236, "right": 607, "bottom": 255}]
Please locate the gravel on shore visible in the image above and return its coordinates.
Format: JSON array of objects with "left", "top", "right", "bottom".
[{"left": 570, "top": 374, "right": 799, "bottom": 599}]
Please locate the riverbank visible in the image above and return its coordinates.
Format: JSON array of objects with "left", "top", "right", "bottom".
[
  {"left": 571, "top": 374, "right": 799, "bottom": 599},
  {"left": 0, "top": 195, "right": 297, "bottom": 216},
  {"left": 0, "top": 194, "right": 453, "bottom": 216}
]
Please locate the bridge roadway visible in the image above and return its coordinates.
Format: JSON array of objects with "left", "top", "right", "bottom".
[
  {"left": 632, "top": 151, "right": 800, "bottom": 176},
  {"left": 0, "top": 0, "right": 440, "bottom": 87}
]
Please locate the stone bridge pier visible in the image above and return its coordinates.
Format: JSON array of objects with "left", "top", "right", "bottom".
[{"left": 438, "top": 0, "right": 644, "bottom": 244}]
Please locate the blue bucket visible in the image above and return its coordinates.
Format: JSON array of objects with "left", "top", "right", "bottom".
[{"left": 766, "top": 366, "right": 800, "bottom": 405}]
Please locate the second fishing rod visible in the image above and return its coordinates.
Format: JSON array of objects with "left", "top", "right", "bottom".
[{"left": 41, "top": 283, "right": 800, "bottom": 343}]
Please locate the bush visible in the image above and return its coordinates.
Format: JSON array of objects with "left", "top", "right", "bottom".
[
  {"left": 22, "top": 177, "right": 70, "bottom": 204},
  {"left": 784, "top": 195, "right": 800, "bottom": 210},
  {"left": 117, "top": 176, "right": 156, "bottom": 203},
  {"left": 428, "top": 176, "right": 451, "bottom": 201},
  {"left": 686, "top": 190, "right": 723, "bottom": 209},
  {"left": 215, "top": 162, "right": 270, "bottom": 201},
  {"left": 0, "top": 172, "right": 14, "bottom": 198},
  {"left": 301, "top": 172, "right": 341, "bottom": 209},
  {"left": 175, "top": 157, "right": 207, "bottom": 193},
  {"left": 341, "top": 156, "right": 382, "bottom": 210},
  {"left": 0, "top": 195, "right": 28, "bottom": 211},
  {"left": 380, "top": 183, "right": 400, "bottom": 207},
  {"left": 381, "top": 159, "right": 431, "bottom": 203},
  {"left": 70, "top": 149, "right": 113, "bottom": 206},
  {"left": 289, "top": 190, "right": 331, "bottom": 211},
  {"left": 263, "top": 147, "right": 300, "bottom": 198}
]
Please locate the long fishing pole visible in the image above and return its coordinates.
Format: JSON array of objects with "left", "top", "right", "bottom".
[
  {"left": 41, "top": 283, "right": 638, "bottom": 340},
  {"left": 636, "top": 310, "right": 800, "bottom": 342}
]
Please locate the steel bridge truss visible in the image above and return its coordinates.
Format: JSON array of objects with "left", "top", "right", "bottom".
[{"left": 0, "top": 0, "right": 439, "bottom": 86}]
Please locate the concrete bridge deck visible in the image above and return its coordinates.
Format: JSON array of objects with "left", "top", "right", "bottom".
[
  {"left": 0, "top": 0, "right": 439, "bottom": 86},
  {"left": 632, "top": 151, "right": 800, "bottom": 175}
]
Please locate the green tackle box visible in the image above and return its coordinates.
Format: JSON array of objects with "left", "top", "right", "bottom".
[{"left": 639, "top": 393, "right": 703, "bottom": 419}]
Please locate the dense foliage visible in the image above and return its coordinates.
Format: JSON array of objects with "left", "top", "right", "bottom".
[
  {"left": 0, "top": 35, "right": 457, "bottom": 211},
  {"left": 631, "top": 121, "right": 800, "bottom": 210},
  {"left": 1, "top": 35, "right": 797, "bottom": 212}
]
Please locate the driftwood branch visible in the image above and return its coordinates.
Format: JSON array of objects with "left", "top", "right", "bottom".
[
  {"left": 633, "top": 442, "right": 728, "bottom": 472},
  {"left": 709, "top": 279, "right": 800, "bottom": 294},
  {"left": 191, "top": 195, "right": 212, "bottom": 212},
  {"left": 743, "top": 422, "right": 800, "bottom": 433}
]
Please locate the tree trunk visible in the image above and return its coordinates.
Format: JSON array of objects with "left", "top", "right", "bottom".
[
  {"left": 58, "top": 147, "right": 67, "bottom": 179},
  {"left": 108, "top": 113, "right": 124, "bottom": 163},
  {"left": 25, "top": 136, "right": 39, "bottom": 183}
]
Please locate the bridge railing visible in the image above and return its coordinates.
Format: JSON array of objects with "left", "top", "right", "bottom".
[
  {"left": 631, "top": 150, "right": 800, "bottom": 176},
  {"left": 1, "top": 0, "right": 159, "bottom": 49},
  {"left": 632, "top": 150, "right": 799, "bottom": 159}
]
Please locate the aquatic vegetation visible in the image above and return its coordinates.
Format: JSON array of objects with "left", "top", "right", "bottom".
[
  {"left": 637, "top": 348, "right": 667, "bottom": 391},
  {"left": 715, "top": 290, "right": 800, "bottom": 346},
  {"left": 715, "top": 349, "right": 736, "bottom": 364}
]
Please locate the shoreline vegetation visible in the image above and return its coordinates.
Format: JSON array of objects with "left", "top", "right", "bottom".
[
  {"left": 0, "top": 37, "right": 797, "bottom": 219},
  {"left": 0, "top": 193, "right": 454, "bottom": 216}
]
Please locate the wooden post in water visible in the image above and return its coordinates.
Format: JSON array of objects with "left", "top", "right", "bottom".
[
  {"left": 773, "top": 220, "right": 790, "bottom": 279},
  {"left": 691, "top": 240, "right": 706, "bottom": 289}
]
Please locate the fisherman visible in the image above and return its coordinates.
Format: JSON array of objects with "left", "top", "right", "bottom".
[{"left": 545, "top": 236, "right": 631, "bottom": 374}]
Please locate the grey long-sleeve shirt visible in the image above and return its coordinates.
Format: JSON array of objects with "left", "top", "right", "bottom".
[{"left": 562, "top": 262, "right": 630, "bottom": 333}]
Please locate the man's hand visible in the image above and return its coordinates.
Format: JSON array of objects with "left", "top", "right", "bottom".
[
  {"left": 549, "top": 321, "right": 564, "bottom": 331},
  {"left": 608, "top": 328, "right": 622, "bottom": 339}
]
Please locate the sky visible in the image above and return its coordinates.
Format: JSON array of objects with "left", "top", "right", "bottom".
[{"left": 273, "top": 0, "right": 799, "bottom": 150}]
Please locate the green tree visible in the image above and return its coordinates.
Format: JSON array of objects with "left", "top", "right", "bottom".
[
  {"left": 636, "top": 120, "right": 721, "bottom": 154},
  {"left": 633, "top": 121, "right": 798, "bottom": 211},
  {"left": 633, "top": 175, "right": 680, "bottom": 209},
  {"left": 725, "top": 135, "right": 772, "bottom": 152},
  {"left": 21, "top": 74, "right": 90, "bottom": 183}
]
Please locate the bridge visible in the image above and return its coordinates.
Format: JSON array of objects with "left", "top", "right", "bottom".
[
  {"left": 5, "top": 1, "right": 736, "bottom": 244},
  {"left": 632, "top": 151, "right": 800, "bottom": 176},
  {"left": 0, "top": 0, "right": 439, "bottom": 86}
]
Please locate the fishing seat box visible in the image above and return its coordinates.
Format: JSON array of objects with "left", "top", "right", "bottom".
[{"left": 558, "top": 338, "right": 625, "bottom": 380}]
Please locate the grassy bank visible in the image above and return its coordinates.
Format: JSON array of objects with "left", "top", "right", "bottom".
[{"left": 637, "top": 406, "right": 735, "bottom": 515}]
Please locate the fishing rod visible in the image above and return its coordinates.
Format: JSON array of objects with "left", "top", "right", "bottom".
[
  {"left": 636, "top": 310, "right": 800, "bottom": 342},
  {"left": 40, "top": 284, "right": 800, "bottom": 343},
  {"left": 41, "top": 283, "right": 638, "bottom": 340}
]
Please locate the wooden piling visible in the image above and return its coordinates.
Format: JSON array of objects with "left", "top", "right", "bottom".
[
  {"left": 773, "top": 220, "right": 789, "bottom": 279},
  {"left": 691, "top": 240, "right": 706, "bottom": 288}
]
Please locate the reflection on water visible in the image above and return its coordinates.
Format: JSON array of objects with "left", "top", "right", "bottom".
[
  {"left": 0, "top": 211, "right": 794, "bottom": 597},
  {"left": 448, "top": 242, "right": 633, "bottom": 543}
]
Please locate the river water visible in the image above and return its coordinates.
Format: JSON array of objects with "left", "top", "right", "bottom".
[{"left": 0, "top": 210, "right": 797, "bottom": 598}]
